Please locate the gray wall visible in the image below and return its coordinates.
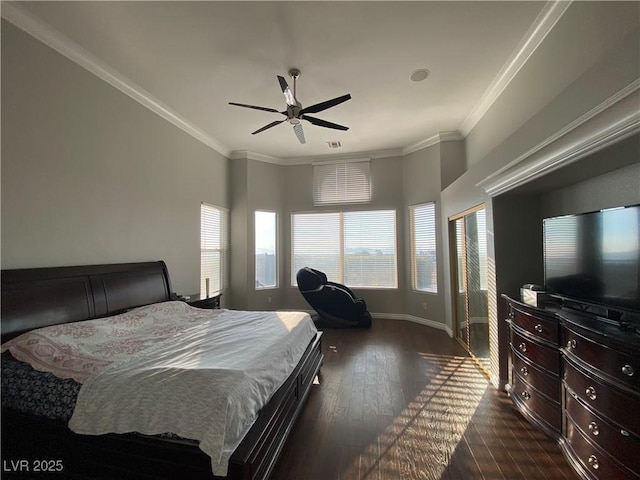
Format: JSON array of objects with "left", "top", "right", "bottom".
[
  {"left": 1, "top": 21, "right": 229, "bottom": 296},
  {"left": 541, "top": 162, "right": 640, "bottom": 219},
  {"left": 229, "top": 159, "right": 249, "bottom": 308},
  {"left": 247, "top": 160, "right": 285, "bottom": 311},
  {"left": 441, "top": 13, "right": 639, "bottom": 387},
  {"left": 402, "top": 145, "right": 443, "bottom": 325},
  {"left": 282, "top": 157, "right": 406, "bottom": 315},
  {"left": 465, "top": 2, "right": 640, "bottom": 167}
]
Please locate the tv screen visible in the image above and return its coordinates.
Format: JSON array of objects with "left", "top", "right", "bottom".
[{"left": 543, "top": 204, "right": 640, "bottom": 315}]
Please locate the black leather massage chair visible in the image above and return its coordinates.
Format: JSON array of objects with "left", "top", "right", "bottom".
[{"left": 296, "top": 267, "right": 372, "bottom": 328}]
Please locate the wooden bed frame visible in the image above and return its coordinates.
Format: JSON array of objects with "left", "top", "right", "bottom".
[{"left": 1, "top": 261, "right": 323, "bottom": 480}]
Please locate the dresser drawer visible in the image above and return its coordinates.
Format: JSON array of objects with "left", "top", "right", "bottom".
[
  {"left": 510, "top": 305, "right": 559, "bottom": 345},
  {"left": 565, "top": 416, "right": 639, "bottom": 480},
  {"left": 511, "top": 373, "right": 561, "bottom": 434},
  {"left": 511, "top": 326, "right": 561, "bottom": 376},
  {"left": 512, "top": 350, "right": 561, "bottom": 402},
  {"left": 564, "top": 327, "right": 640, "bottom": 391},
  {"left": 564, "top": 359, "right": 640, "bottom": 437},
  {"left": 565, "top": 390, "right": 640, "bottom": 473}
]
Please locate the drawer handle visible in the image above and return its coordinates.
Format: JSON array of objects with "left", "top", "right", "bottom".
[
  {"left": 534, "top": 323, "right": 543, "bottom": 333},
  {"left": 588, "top": 455, "right": 599, "bottom": 470},
  {"left": 588, "top": 422, "right": 599, "bottom": 436},
  {"left": 521, "top": 391, "right": 531, "bottom": 400},
  {"left": 519, "top": 343, "right": 527, "bottom": 353},
  {"left": 566, "top": 339, "right": 576, "bottom": 349},
  {"left": 622, "top": 364, "right": 635, "bottom": 377},
  {"left": 520, "top": 366, "right": 529, "bottom": 377},
  {"left": 621, "top": 429, "right": 630, "bottom": 437},
  {"left": 585, "top": 386, "right": 597, "bottom": 401}
]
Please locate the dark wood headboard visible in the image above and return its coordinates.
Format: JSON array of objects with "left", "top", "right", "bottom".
[{"left": 1, "top": 261, "right": 173, "bottom": 341}]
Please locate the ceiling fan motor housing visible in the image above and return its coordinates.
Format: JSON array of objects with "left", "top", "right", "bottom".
[{"left": 288, "top": 104, "right": 302, "bottom": 123}]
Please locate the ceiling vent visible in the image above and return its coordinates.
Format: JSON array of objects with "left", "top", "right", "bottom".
[{"left": 327, "top": 141, "right": 342, "bottom": 149}]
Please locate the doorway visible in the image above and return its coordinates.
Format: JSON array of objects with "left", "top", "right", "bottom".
[{"left": 450, "top": 205, "right": 490, "bottom": 373}]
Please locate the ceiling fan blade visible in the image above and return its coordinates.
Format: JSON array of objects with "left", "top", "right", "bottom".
[
  {"left": 299, "top": 94, "right": 351, "bottom": 115},
  {"left": 302, "top": 115, "right": 349, "bottom": 131},
  {"left": 229, "top": 102, "right": 282, "bottom": 114},
  {"left": 293, "top": 122, "right": 306, "bottom": 144},
  {"left": 277, "top": 75, "right": 296, "bottom": 106},
  {"left": 252, "top": 120, "right": 286, "bottom": 135}
]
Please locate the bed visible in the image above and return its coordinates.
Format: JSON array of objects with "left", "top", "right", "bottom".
[{"left": 1, "top": 261, "right": 323, "bottom": 480}]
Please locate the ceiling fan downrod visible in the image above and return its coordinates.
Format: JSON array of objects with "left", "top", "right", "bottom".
[{"left": 289, "top": 68, "right": 301, "bottom": 102}]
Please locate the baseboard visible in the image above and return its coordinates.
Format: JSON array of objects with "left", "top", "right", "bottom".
[
  {"left": 282, "top": 309, "right": 454, "bottom": 337},
  {"left": 371, "top": 312, "right": 453, "bottom": 337}
]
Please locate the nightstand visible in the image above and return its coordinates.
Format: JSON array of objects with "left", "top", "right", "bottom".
[{"left": 181, "top": 293, "right": 222, "bottom": 309}]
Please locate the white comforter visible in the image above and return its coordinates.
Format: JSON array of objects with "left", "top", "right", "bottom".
[{"left": 4, "top": 302, "right": 317, "bottom": 477}]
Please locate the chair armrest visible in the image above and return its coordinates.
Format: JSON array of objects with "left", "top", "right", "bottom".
[
  {"left": 354, "top": 298, "right": 367, "bottom": 315},
  {"left": 326, "top": 281, "right": 357, "bottom": 299}
]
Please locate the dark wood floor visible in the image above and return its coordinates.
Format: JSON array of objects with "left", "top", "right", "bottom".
[{"left": 272, "top": 319, "right": 577, "bottom": 480}]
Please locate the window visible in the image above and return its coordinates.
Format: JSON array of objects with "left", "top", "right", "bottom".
[
  {"left": 291, "top": 210, "right": 397, "bottom": 288},
  {"left": 200, "top": 202, "right": 227, "bottom": 297},
  {"left": 255, "top": 210, "right": 277, "bottom": 289},
  {"left": 313, "top": 161, "right": 371, "bottom": 206},
  {"left": 410, "top": 202, "right": 437, "bottom": 292}
]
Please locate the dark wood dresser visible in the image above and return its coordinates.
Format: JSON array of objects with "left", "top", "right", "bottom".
[
  {"left": 561, "top": 310, "right": 640, "bottom": 480},
  {"left": 504, "top": 297, "right": 563, "bottom": 438},
  {"left": 503, "top": 295, "right": 640, "bottom": 480}
]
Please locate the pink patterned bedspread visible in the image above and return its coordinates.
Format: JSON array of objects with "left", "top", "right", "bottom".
[{"left": 0, "top": 301, "right": 219, "bottom": 383}]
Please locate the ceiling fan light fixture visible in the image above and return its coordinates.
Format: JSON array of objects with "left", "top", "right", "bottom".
[{"left": 410, "top": 69, "right": 430, "bottom": 82}]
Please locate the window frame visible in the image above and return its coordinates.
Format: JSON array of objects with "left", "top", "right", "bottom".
[
  {"left": 200, "top": 202, "right": 228, "bottom": 298},
  {"left": 410, "top": 202, "right": 438, "bottom": 294},
  {"left": 255, "top": 209, "right": 278, "bottom": 290},
  {"left": 291, "top": 209, "right": 398, "bottom": 289}
]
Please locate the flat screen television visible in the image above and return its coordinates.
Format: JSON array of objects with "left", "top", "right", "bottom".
[{"left": 543, "top": 204, "right": 640, "bottom": 322}]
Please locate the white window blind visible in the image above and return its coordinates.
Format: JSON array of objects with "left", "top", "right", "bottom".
[
  {"left": 476, "top": 209, "right": 488, "bottom": 290},
  {"left": 255, "top": 210, "right": 277, "bottom": 289},
  {"left": 200, "top": 202, "right": 227, "bottom": 297},
  {"left": 313, "top": 161, "right": 371, "bottom": 206},
  {"left": 344, "top": 210, "right": 397, "bottom": 288},
  {"left": 291, "top": 212, "right": 342, "bottom": 283},
  {"left": 410, "top": 202, "right": 438, "bottom": 292},
  {"left": 456, "top": 218, "right": 465, "bottom": 293},
  {"left": 291, "top": 210, "right": 397, "bottom": 288}
]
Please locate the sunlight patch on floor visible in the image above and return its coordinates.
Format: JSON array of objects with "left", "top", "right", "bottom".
[{"left": 348, "top": 353, "right": 489, "bottom": 480}]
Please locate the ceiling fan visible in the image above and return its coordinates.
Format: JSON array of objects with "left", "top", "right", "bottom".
[{"left": 229, "top": 68, "right": 351, "bottom": 144}]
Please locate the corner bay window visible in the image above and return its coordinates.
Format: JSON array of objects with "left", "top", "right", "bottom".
[
  {"left": 410, "top": 202, "right": 438, "bottom": 293},
  {"left": 291, "top": 210, "right": 397, "bottom": 288},
  {"left": 200, "top": 202, "right": 228, "bottom": 297},
  {"left": 255, "top": 210, "right": 277, "bottom": 289}
]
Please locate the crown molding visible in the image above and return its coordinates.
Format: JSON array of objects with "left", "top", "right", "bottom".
[
  {"left": 459, "top": 1, "right": 572, "bottom": 137},
  {"left": 229, "top": 150, "right": 284, "bottom": 165},
  {"left": 3, "top": 1, "right": 572, "bottom": 166},
  {"left": 402, "top": 131, "right": 464, "bottom": 156},
  {"left": 476, "top": 79, "right": 640, "bottom": 196},
  {"left": 1, "top": 2, "right": 232, "bottom": 158},
  {"left": 278, "top": 148, "right": 403, "bottom": 166}
]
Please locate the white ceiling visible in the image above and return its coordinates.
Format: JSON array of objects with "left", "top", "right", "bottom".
[{"left": 4, "top": 1, "right": 627, "bottom": 162}]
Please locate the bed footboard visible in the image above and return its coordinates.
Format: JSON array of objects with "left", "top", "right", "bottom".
[{"left": 2, "top": 332, "right": 323, "bottom": 480}]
